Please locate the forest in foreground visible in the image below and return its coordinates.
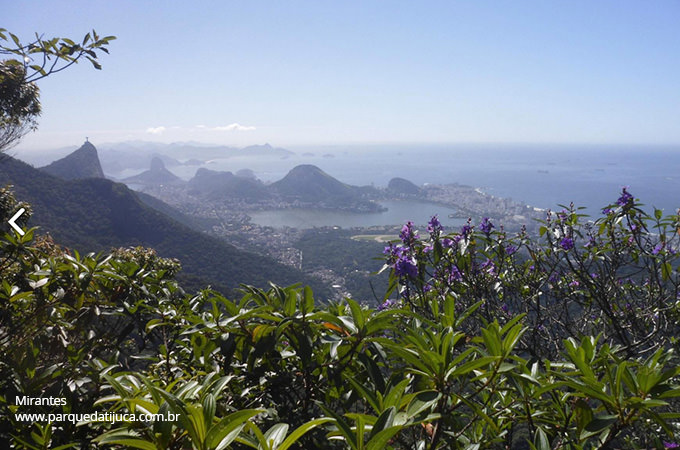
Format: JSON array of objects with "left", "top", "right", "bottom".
[{"left": 1, "top": 186, "right": 679, "bottom": 449}]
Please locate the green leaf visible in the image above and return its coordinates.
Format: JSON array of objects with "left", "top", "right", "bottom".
[
  {"left": 661, "top": 262, "right": 672, "bottom": 281},
  {"left": 369, "top": 407, "right": 396, "bottom": 439},
  {"left": 263, "top": 423, "right": 289, "bottom": 450},
  {"left": 655, "top": 208, "right": 663, "bottom": 220},
  {"left": 348, "top": 376, "right": 381, "bottom": 414},
  {"left": 277, "top": 418, "right": 333, "bottom": 450},
  {"left": 581, "top": 415, "right": 617, "bottom": 439},
  {"left": 406, "top": 391, "right": 439, "bottom": 418},
  {"left": 205, "top": 409, "right": 264, "bottom": 450},
  {"left": 574, "top": 399, "right": 593, "bottom": 436},
  {"left": 347, "top": 297, "right": 365, "bottom": 330},
  {"left": 366, "top": 425, "right": 403, "bottom": 450},
  {"left": 95, "top": 429, "right": 157, "bottom": 450},
  {"left": 303, "top": 285, "right": 314, "bottom": 314},
  {"left": 533, "top": 428, "right": 550, "bottom": 450}
]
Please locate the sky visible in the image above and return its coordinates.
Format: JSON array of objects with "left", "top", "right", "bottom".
[{"left": 4, "top": 1, "right": 680, "bottom": 150}]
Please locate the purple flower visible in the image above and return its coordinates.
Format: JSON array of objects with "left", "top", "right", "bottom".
[
  {"left": 427, "top": 215, "right": 442, "bottom": 234},
  {"left": 395, "top": 255, "right": 418, "bottom": 278},
  {"left": 652, "top": 243, "right": 664, "bottom": 255},
  {"left": 442, "top": 238, "right": 455, "bottom": 249},
  {"left": 383, "top": 243, "right": 405, "bottom": 259},
  {"left": 569, "top": 280, "right": 580, "bottom": 288},
  {"left": 505, "top": 245, "right": 517, "bottom": 255},
  {"left": 501, "top": 303, "right": 509, "bottom": 313},
  {"left": 480, "top": 217, "right": 494, "bottom": 234},
  {"left": 460, "top": 224, "right": 472, "bottom": 236},
  {"left": 664, "top": 442, "right": 680, "bottom": 449},
  {"left": 616, "top": 187, "right": 633, "bottom": 207},
  {"left": 399, "top": 221, "right": 417, "bottom": 245},
  {"left": 449, "top": 265, "right": 463, "bottom": 282},
  {"left": 378, "top": 298, "right": 398, "bottom": 311},
  {"left": 602, "top": 207, "right": 613, "bottom": 215},
  {"left": 560, "top": 237, "right": 574, "bottom": 251}
]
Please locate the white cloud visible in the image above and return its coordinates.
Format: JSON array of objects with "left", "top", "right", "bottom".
[
  {"left": 146, "top": 126, "right": 166, "bottom": 135},
  {"left": 213, "top": 123, "right": 256, "bottom": 132}
]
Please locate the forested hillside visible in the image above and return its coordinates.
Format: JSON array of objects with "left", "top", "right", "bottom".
[{"left": 0, "top": 156, "right": 329, "bottom": 296}]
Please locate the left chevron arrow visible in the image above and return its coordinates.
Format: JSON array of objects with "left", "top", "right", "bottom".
[{"left": 8, "top": 207, "right": 26, "bottom": 236}]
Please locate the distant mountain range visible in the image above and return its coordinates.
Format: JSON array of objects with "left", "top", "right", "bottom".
[
  {"left": 88, "top": 143, "right": 385, "bottom": 211},
  {"left": 184, "top": 163, "right": 384, "bottom": 211},
  {"left": 122, "top": 157, "right": 186, "bottom": 186},
  {"left": 96, "top": 141, "right": 294, "bottom": 174},
  {"left": 1, "top": 151, "right": 329, "bottom": 297}
]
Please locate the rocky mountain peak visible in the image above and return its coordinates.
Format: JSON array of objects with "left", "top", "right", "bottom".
[{"left": 40, "top": 140, "right": 105, "bottom": 180}]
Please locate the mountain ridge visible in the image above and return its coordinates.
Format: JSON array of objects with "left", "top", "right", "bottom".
[{"left": 40, "top": 141, "right": 105, "bottom": 180}]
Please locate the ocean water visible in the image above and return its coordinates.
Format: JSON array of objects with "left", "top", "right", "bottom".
[{"left": 167, "top": 144, "right": 680, "bottom": 218}]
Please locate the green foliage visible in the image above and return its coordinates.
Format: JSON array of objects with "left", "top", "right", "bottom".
[
  {"left": 0, "top": 28, "right": 115, "bottom": 82},
  {"left": 1, "top": 188, "right": 679, "bottom": 448},
  {"left": 0, "top": 28, "right": 114, "bottom": 152}
]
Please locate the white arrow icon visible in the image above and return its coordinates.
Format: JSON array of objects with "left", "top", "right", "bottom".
[{"left": 8, "top": 208, "right": 25, "bottom": 236}]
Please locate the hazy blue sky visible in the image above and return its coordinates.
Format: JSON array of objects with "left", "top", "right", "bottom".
[{"left": 5, "top": 1, "right": 680, "bottom": 149}]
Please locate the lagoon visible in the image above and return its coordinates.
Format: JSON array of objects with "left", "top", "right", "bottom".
[{"left": 248, "top": 200, "right": 466, "bottom": 229}]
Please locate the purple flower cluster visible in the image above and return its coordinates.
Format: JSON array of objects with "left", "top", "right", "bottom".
[
  {"left": 442, "top": 237, "right": 455, "bottom": 249},
  {"left": 427, "top": 215, "right": 442, "bottom": 234},
  {"left": 383, "top": 242, "right": 402, "bottom": 258},
  {"left": 560, "top": 237, "right": 574, "bottom": 251},
  {"left": 505, "top": 245, "right": 517, "bottom": 255},
  {"left": 399, "top": 221, "right": 418, "bottom": 245},
  {"left": 386, "top": 222, "right": 425, "bottom": 281},
  {"left": 617, "top": 187, "right": 633, "bottom": 207},
  {"left": 652, "top": 242, "right": 664, "bottom": 255},
  {"left": 449, "top": 265, "right": 463, "bottom": 282},
  {"left": 395, "top": 255, "right": 418, "bottom": 278},
  {"left": 480, "top": 217, "right": 494, "bottom": 234}
]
